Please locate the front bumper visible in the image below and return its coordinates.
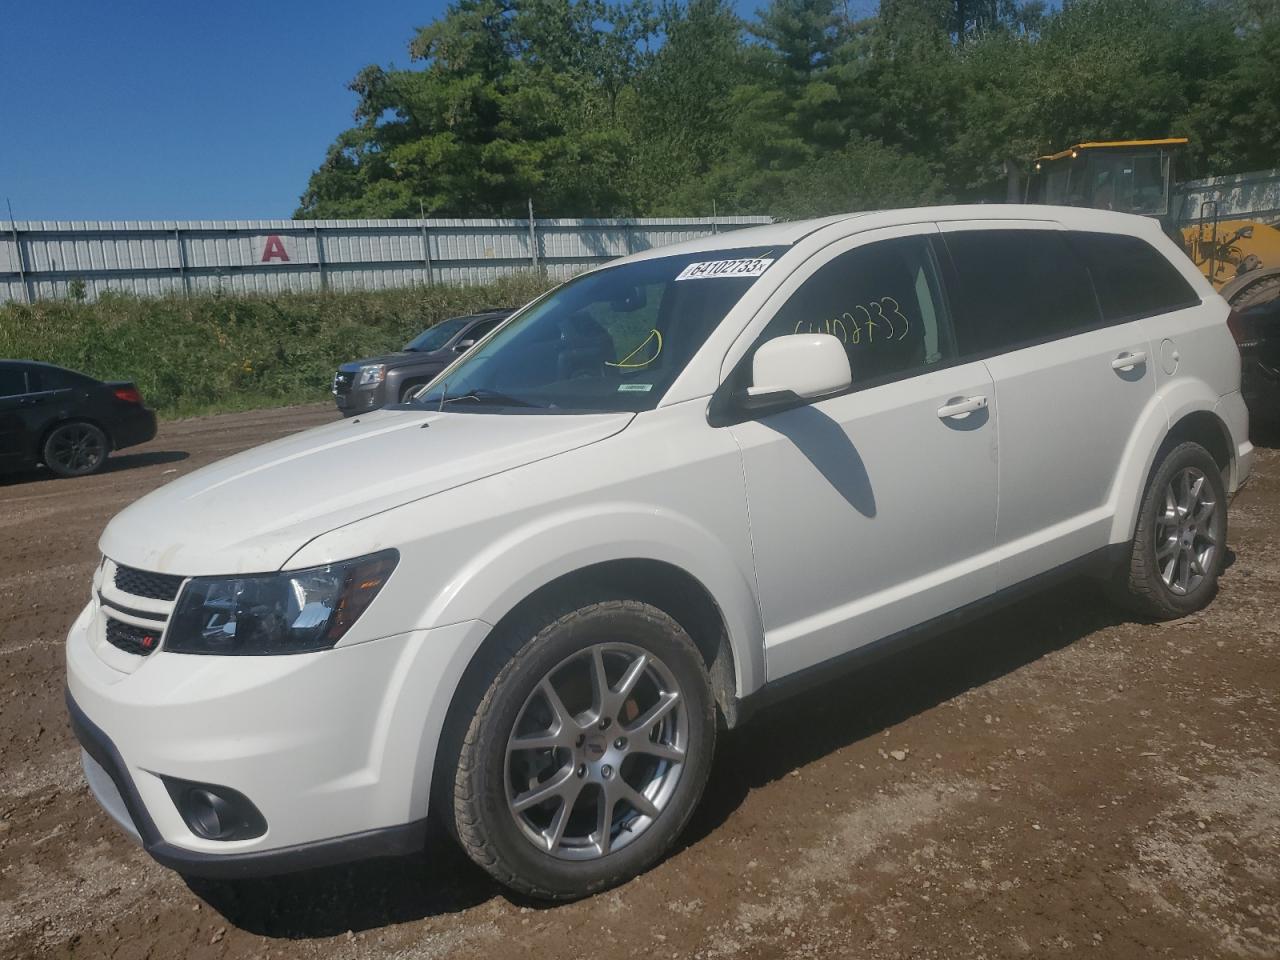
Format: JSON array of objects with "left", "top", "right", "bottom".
[
  {"left": 67, "top": 690, "right": 428, "bottom": 877},
  {"left": 65, "top": 599, "right": 488, "bottom": 877},
  {"left": 333, "top": 385, "right": 384, "bottom": 417}
]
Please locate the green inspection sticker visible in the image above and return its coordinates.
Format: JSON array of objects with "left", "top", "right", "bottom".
[{"left": 617, "top": 383, "right": 653, "bottom": 392}]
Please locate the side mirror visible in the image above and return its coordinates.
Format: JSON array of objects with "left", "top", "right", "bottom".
[
  {"left": 747, "top": 334, "right": 851, "bottom": 407},
  {"left": 454, "top": 339, "right": 477, "bottom": 353}
]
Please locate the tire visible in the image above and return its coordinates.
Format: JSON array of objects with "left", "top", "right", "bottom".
[
  {"left": 1111, "top": 441, "right": 1228, "bottom": 620},
  {"left": 446, "top": 597, "right": 716, "bottom": 901},
  {"left": 1226, "top": 272, "right": 1280, "bottom": 310},
  {"left": 42, "top": 421, "right": 109, "bottom": 478}
]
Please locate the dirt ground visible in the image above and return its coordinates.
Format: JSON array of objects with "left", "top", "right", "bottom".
[{"left": 0, "top": 404, "right": 1277, "bottom": 960}]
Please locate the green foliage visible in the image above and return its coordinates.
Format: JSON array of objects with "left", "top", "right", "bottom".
[
  {"left": 298, "top": 0, "right": 1279, "bottom": 218},
  {"left": 0, "top": 278, "right": 552, "bottom": 419}
]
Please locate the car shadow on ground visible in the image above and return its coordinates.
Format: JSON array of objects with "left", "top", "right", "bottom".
[
  {"left": 0, "top": 450, "right": 189, "bottom": 487},
  {"left": 100, "top": 449, "right": 190, "bottom": 474},
  {"left": 186, "top": 576, "right": 1131, "bottom": 938},
  {"left": 681, "top": 579, "right": 1131, "bottom": 851},
  {"left": 184, "top": 828, "right": 493, "bottom": 938}
]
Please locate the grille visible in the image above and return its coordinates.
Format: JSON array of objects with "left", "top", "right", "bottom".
[
  {"left": 105, "top": 617, "right": 163, "bottom": 657},
  {"left": 332, "top": 371, "right": 354, "bottom": 395},
  {"left": 114, "top": 564, "right": 184, "bottom": 601}
]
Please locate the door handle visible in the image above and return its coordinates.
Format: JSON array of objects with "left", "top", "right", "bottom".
[
  {"left": 937, "top": 395, "right": 988, "bottom": 420},
  {"left": 1111, "top": 351, "right": 1147, "bottom": 371}
]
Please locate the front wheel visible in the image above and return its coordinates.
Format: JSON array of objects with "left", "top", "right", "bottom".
[
  {"left": 447, "top": 599, "right": 716, "bottom": 900},
  {"left": 43, "top": 421, "right": 109, "bottom": 477},
  {"left": 1112, "top": 441, "right": 1228, "bottom": 620}
]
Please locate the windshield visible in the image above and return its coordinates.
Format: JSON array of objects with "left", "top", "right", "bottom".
[
  {"left": 405, "top": 316, "right": 472, "bottom": 352},
  {"left": 414, "top": 247, "right": 782, "bottom": 413}
]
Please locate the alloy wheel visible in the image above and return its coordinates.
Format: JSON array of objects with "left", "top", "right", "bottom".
[
  {"left": 47, "top": 424, "right": 106, "bottom": 475},
  {"left": 504, "top": 642, "right": 688, "bottom": 861},
  {"left": 1154, "top": 466, "right": 1220, "bottom": 596}
]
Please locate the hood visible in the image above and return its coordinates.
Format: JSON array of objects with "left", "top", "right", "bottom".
[{"left": 100, "top": 409, "right": 633, "bottom": 575}]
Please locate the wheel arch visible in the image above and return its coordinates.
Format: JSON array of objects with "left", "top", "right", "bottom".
[
  {"left": 1109, "top": 389, "right": 1234, "bottom": 544},
  {"left": 424, "top": 553, "right": 758, "bottom": 827},
  {"left": 486, "top": 558, "right": 740, "bottom": 724},
  {"left": 395, "top": 376, "right": 436, "bottom": 402}
]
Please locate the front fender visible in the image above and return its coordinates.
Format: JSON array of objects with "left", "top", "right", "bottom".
[{"left": 424, "top": 502, "right": 767, "bottom": 699}]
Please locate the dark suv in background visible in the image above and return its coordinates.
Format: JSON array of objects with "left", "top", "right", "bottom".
[{"left": 332, "top": 310, "right": 512, "bottom": 416}]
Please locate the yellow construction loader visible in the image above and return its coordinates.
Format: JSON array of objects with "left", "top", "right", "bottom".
[{"left": 1025, "top": 138, "right": 1280, "bottom": 310}]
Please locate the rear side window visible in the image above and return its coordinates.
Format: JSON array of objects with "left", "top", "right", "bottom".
[
  {"left": 1068, "top": 231, "right": 1199, "bottom": 321},
  {"left": 943, "top": 229, "right": 1100, "bottom": 355},
  {"left": 0, "top": 367, "right": 27, "bottom": 397}
]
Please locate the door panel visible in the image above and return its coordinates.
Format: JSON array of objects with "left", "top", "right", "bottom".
[
  {"left": 732, "top": 363, "right": 999, "bottom": 679},
  {"left": 984, "top": 321, "right": 1155, "bottom": 581},
  {"left": 936, "top": 223, "right": 1157, "bottom": 585},
  {"left": 722, "top": 226, "right": 1000, "bottom": 682}
]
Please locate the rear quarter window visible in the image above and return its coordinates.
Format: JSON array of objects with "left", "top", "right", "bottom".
[
  {"left": 28, "top": 367, "right": 89, "bottom": 392},
  {"left": 1067, "top": 231, "right": 1200, "bottom": 321}
]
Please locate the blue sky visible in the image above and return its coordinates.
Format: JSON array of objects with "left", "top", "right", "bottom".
[{"left": 0, "top": 1, "right": 447, "bottom": 220}]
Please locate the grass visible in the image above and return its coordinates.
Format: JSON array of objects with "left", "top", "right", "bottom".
[{"left": 0, "top": 277, "right": 554, "bottom": 419}]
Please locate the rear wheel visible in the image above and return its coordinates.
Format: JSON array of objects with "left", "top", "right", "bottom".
[
  {"left": 1112, "top": 441, "right": 1227, "bottom": 620},
  {"left": 447, "top": 598, "right": 715, "bottom": 900},
  {"left": 42, "top": 421, "right": 108, "bottom": 477}
]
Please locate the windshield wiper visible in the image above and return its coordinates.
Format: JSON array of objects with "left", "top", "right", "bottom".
[{"left": 442, "top": 388, "right": 543, "bottom": 408}]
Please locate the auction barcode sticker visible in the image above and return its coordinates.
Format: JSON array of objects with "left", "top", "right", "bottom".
[{"left": 675, "top": 258, "right": 774, "bottom": 281}]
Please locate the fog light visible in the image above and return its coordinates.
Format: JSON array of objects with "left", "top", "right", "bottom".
[{"left": 163, "top": 777, "right": 267, "bottom": 841}]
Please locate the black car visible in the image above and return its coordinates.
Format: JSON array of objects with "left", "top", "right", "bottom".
[
  {"left": 1234, "top": 297, "right": 1280, "bottom": 423},
  {"left": 332, "top": 310, "right": 513, "bottom": 416},
  {"left": 0, "top": 360, "right": 157, "bottom": 478}
]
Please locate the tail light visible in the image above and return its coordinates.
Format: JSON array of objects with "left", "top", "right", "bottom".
[{"left": 113, "top": 385, "right": 143, "bottom": 404}]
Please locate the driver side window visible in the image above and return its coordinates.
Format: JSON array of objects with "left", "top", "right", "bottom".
[{"left": 756, "top": 235, "right": 956, "bottom": 390}]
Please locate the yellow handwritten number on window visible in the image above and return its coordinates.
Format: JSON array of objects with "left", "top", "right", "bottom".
[{"left": 605, "top": 329, "right": 663, "bottom": 368}]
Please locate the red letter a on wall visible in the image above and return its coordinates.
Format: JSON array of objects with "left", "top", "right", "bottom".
[{"left": 261, "top": 235, "right": 290, "bottom": 262}]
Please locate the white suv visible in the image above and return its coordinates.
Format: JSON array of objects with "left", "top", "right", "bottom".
[{"left": 66, "top": 206, "right": 1253, "bottom": 899}]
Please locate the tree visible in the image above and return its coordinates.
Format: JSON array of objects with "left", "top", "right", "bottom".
[
  {"left": 297, "top": 0, "right": 654, "bottom": 218},
  {"left": 297, "top": 0, "right": 1280, "bottom": 218}
]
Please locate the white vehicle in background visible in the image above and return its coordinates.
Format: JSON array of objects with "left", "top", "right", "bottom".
[{"left": 66, "top": 205, "right": 1251, "bottom": 900}]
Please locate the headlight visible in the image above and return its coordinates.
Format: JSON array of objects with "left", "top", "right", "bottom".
[
  {"left": 166, "top": 550, "right": 398, "bottom": 655},
  {"left": 356, "top": 363, "right": 386, "bottom": 387}
]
